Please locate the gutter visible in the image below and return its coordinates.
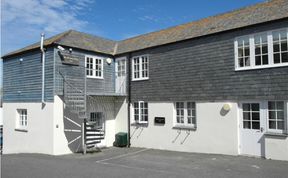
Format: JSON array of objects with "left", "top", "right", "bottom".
[
  {"left": 40, "top": 33, "right": 45, "bottom": 105},
  {"left": 127, "top": 53, "right": 131, "bottom": 147}
]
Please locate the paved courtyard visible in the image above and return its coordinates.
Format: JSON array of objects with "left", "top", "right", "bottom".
[{"left": 2, "top": 147, "right": 288, "bottom": 178}]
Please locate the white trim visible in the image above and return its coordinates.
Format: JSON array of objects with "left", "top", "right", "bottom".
[
  {"left": 266, "top": 101, "right": 287, "bottom": 134},
  {"left": 132, "top": 55, "right": 149, "bottom": 81},
  {"left": 16, "top": 109, "right": 28, "bottom": 130},
  {"left": 85, "top": 55, "right": 104, "bottom": 79},
  {"left": 173, "top": 101, "right": 197, "bottom": 129},
  {"left": 234, "top": 28, "right": 288, "bottom": 71},
  {"left": 132, "top": 101, "right": 148, "bottom": 124}
]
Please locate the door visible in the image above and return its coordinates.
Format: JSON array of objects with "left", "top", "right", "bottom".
[
  {"left": 239, "top": 102, "right": 266, "bottom": 157},
  {"left": 115, "top": 57, "right": 126, "bottom": 94}
]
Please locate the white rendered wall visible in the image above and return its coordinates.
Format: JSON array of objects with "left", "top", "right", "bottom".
[
  {"left": 53, "top": 96, "right": 73, "bottom": 155},
  {"left": 265, "top": 136, "right": 288, "bottom": 161},
  {"left": 3, "top": 102, "right": 54, "bottom": 154},
  {"left": 0, "top": 108, "right": 3, "bottom": 126},
  {"left": 130, "top": 102, "right": 239, "bottom": 155},
  {"left": 115, "top": 98, "right": 128, "bottom": 134}
]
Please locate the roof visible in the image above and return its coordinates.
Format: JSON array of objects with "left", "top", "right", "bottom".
[
  {"left": 116, "top": 0, "right": 288, "bottom": 54},
  {"left": 2, "top": 0, "right": 288, "bottom": 58},
  {"left": 2, "top": 30, "right": 117, "bottom": 58}
]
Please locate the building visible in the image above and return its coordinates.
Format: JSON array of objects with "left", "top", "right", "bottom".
[{"left": 2, "top": 0, "right": 288, "bottom": 161}]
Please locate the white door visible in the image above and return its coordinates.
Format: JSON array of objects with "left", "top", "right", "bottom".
[
  {"left": 239, "top": 102, "right": 266, "bottom": 157},
  {"left": 115, "top": 57, "right": 126, "bottom": 94}
]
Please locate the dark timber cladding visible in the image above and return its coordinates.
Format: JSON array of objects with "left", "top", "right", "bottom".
[
  {"left": 129, "top": 19, "right": 288, "bottom": 102},
  {"left": 3, "top": 48, "right": 54, "bottom": 102}
]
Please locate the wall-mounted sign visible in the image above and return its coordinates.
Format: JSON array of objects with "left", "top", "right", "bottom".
[
  {"left": 58, "top": 51, "right": 79, "bottom": 66},
  {"left": 154, "top": 117, "right": 165, "bottom": 124}
]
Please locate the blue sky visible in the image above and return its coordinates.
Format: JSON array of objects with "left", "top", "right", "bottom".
[{"left": 1, "top": 0, "right": 265, "bottom": 86}]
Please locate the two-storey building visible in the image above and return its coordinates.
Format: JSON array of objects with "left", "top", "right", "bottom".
[{"left": 2, "top": 0, "right": 288, "bottom": 161}]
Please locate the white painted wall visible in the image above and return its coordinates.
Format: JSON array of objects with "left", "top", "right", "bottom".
[
  {"left": 265, "top": 136, "right": 288, "bottom": 161},
  {"left": 3, "top": 102, "right": 54, "bottom": 154},
  {"left": 53, "top": 96, "right": 73, "bottom": 155},
  {"left": 0, "top": 108, "right": 3, "bottom": 126},
  {"left": 115, "top": 98, "right": 128, "bottom": 134},
  {"left": 130, "top": 102, "right": 239, "bottom": 155}
]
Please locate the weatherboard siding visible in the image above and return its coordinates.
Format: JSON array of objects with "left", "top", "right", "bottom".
[
  {"left": 3, "top": 48, "right": 54, "bottom": 102},
  {"left": 54, "top": 48, "right": 115, "bottom": 95},
  {"left": 129, "top": 19, "right": 288, "bottom": 102}
]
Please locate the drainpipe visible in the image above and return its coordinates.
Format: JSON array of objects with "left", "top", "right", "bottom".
[
  {"left": 40, "top": 33, "right": 45, "bottom": 105},
  {"left": 127, "top": 53, "right": 131, "bottom": 147}
]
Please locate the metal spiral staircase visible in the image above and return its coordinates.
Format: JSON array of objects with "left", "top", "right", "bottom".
[{"left": 58, "top": 69, "right": 105, "bottom": 154}]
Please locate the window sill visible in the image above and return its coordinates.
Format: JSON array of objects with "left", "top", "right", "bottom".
[
  {"left": 173, "top": 125, "right": 196, "bottom": 130},
  {"left": 264, "top": 132, "right": 288, "bottom": 138},
  {"left": 132, "top": 78, "right": 149, "bottom": 82},
  {"left": 131, "top": 122, "right": 148, "bottom": 127},
  {"left": 15, "top": 128, "right": 28, "bottom": 132},
  {"left": 86, "top": 76, "right": 104, "bottom": 79},
  {"left": 235, "top": 63, "right": 288, "bottom": 71}
]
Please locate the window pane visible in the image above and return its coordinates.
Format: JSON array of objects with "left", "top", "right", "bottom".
[
  {"left": 278, "top": 121, "right": 284, "bottom": 130},
  {"left": 274, "top": 43, "right": 280, "bottom": 52},
  {"left": 251, "top": 104, "right": 259, "bottom": 111},
  {"left": 252, "top": 112, "right": 260, "bottom": 120},
  {"left": 255, "top": 56, "right": 261, "bottom": 65},
  {"left": 276, "top": 101, "right": 284, "bottom": 110},
  {"left": 281, "top": 42, "right": 288, "bottom": 51},
  {"left": 263, "top": 55, "right": 268, "bottom": 65},
  {"left": 269, "top": 121, "right": 276, "bottom": 129},
  {"left": 282, "top": 53, "right": 288, "bottom": 63},
  {"left": 243, "top": 112, "right": 250, "bottom": 120},
  {"left": 243, "top": 121, "right": 251, "bottom": 129},
  {"left": 243, "top": 104, "right": 250, "bottom": 111},
  {"left": 269, "top": 111, "right": 276, "bottom": 119},
  {"left": 252, "top": 122, "right": 260, "bottom": 130}
]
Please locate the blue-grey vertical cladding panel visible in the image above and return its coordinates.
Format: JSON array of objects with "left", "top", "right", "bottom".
[
  {"left": 3, "top": 48, "right": 54, "bottom": 102},
  {"left": 54, "top": 48, "right": 115, "bottom": 95},
  {"left": 129, "top": 19, "right": 288, "bottom": 102}
]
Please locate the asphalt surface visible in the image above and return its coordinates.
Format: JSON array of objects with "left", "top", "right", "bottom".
[{"left": 2, "top": 147, "right": 288, "bottom": 178}]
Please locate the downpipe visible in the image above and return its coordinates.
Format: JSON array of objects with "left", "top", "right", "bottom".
[{"left": 40, "top": 33, "right": 46, "bottom": 106}]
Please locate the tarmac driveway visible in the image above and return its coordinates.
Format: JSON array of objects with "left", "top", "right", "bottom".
[{"left": 2, "top": 147, "right": 288, "bottom": 178}]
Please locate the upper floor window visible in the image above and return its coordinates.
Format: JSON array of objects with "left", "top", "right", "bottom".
[
  {"left": 132, "top": 55, "right": 149, "bottom": 81},
  {"left": 133, "top": 101, "right": 148, "bottom": 123},
  {"left": 85, "top": 55, "right": 104, "bottom": 79},
  {"left": 235, "top": 28, "right": 288, "bottom": 70},
  {"left": 16, "top": 109, "right": 28, "bottom": 130},
  {"left": 175, "top": 102, "right": 196, "bottom": 128}
]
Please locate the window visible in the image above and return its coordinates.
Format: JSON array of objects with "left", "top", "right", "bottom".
[
  {"left": 90, "top": 112, "right": 104, "bottom": 129},
  {"left": 132, "top": 55, "right": 149, "bottom": 80},
  {"left": 117, "top": 59, "right": 126, "bottom": 77},
  {"left": 242, "top": 103, "right": 260, "bottom": 130},
  {"left": 273, "top": 30, "right": 288, "bottom": 64},
  {"left": 268, "top": 101, "right": 285, "bottom": 132},
  {"left": 235, "top": 28, "right": 288, "bottom": 70},
  {"left": 85, "top": 56, "right": 103, "bottom": 78},
  {"left": 237, "top": 37, "right": 250, "bottom": 67},
  {"left": 133, "top": 101, "right": 148, "bottom": 123},
  {"left": 16, "top": 109, "right": 27, "bottom": 130},
  {"left": 175, "top": 102, "right": 196, "bottom": 128}
]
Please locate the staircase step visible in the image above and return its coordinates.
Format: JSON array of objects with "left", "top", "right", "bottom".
[
  {"left": 86, "top": 133, "right": 104, "bottom": 137},
  {"left": 86, "top": 140, "right": 101, "bottom": 145},
  {"left": 86, "top": 136, "right": 105, "bottom": 141}
]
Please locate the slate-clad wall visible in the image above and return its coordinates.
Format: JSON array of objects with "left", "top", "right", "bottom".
[
  {"left": 3, "top": 48, "right": 54, "bottom": 102},
  {"left": 129, "top": 19, "right": 288, "bottom": 102},
  {"left": 54, "top": 48, "right": 115, "bottom": 95}
]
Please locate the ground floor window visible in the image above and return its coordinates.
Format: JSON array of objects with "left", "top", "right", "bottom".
[
  {"left": 90, "top": 112, "right": 104, "bottom": 129},
  {"left": 268, "top": 101, "right": 286, "bottom": 132},
  {"left": 175, "top": 102, "right": 196, "bottom": 128},
  {"left": 133, "top": 101, "right": 148, "bottom": 123},
  {"left": 16, "top": 109, "right": 27, "bottom": 130}
]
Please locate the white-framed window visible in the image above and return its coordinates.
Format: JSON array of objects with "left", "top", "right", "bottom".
[
  {"left": 16, "top": 109, "right": 27, "bottom": 130},
  {"left": 242, "top": 103, "right": 260, "bottom": 130},
  {"left": 85, "top": 55, "right": 104, "bottom": 79},
  {"left": 116, "top": 58, "right": 126, "bottom": 77},
  {"left": 90, "top": 112, "right": 104, "bottom": 129},
  {"left": 268, "top": 101, "right": 286, "bottom": 133},
  {"left": 133, "top": 101, "right": 148, "bottom": 123},
  {"left": 174, "top": 102, "right": 196, "bottom": 128},
  {"left": 235, "top": 28, "right": 288, "bottom": 70},
  {"left": 132, "top": 55, "right": 149, "bottom": 81}
]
